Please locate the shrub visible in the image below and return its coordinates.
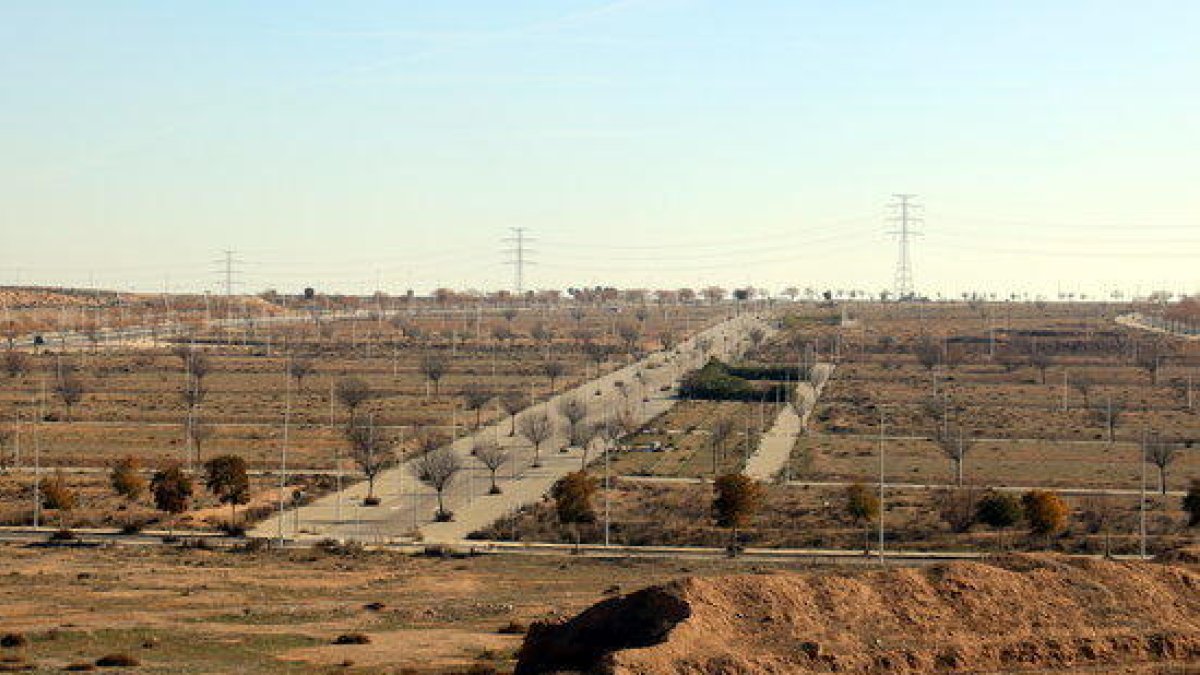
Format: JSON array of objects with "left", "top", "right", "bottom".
[
  {"left": 119, "top": 522, "right": 144, "bottom": 535},
  {"left": 109, "top": 456, "right": 145, "bottom": 501},
  {"left": 315, "top": 539, "right": 364, "bottom": 556},
  {"left": 332, "top": 633, "right": 371, "bottom": 645},
  {"left": 49, "top": 529, "right": 76, "bottom": 542},
  {"left": 0, "top": 634, "right": 27, "bottom": 649},
  {"left": 497, "top": 621, "right": 526, "bottom": 635},
  {"left": 976, "top": 492, "right": 1023, "bottom": 530},
  {"left": 1022, "top": 490, "right": 1069, "bottom": 538},
  {"left": 237, "top": 538, "right": 269, "bottom": 553},
  {"left": 39, "top": 471, "right": 77, "bottom": 511},
  {"left": 94, "top": 653, "right": 140, "bottom": 667},
  {"left": 1184, "top": 479, "right": 1200, "bottom": 527}
]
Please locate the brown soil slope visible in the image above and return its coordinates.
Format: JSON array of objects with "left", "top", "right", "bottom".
[{"left": 516, "top": 554, "right": 1200, "bottom": 674}]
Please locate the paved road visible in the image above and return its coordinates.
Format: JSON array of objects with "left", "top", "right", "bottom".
[
  {"left": 1116, "top": 312, "right": 1200, "bottom": 341},
  {"left": 252, "top": 312, "right": 774, "bottom": 543},
  {"left": 743, "top": 363, "right": 834, "bottom": 481}
]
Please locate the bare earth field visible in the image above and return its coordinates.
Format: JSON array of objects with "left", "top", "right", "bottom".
[
  {"left": 517, "top": 551, "right": 1200, "bottom": 674},
  {"left": 0, "top": 542, "right": 831, "bottom": 674},
  {"left": 471, "top": 301, "right": 1199, "bottom": 557},
  {"left": 0, "top": 302, "right": 729, "bottom": 529}
]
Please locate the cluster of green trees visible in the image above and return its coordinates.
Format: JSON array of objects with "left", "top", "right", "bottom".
[{"left": 679, "top": 359, "right": 789, "bottom": 402}]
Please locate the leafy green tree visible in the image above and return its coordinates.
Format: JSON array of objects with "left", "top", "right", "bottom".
[{"left": 976, "top": 491, "right": 1023, "bottom": 550}]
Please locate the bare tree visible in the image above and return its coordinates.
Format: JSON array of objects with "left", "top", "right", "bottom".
[
  {"left": 473, "top": 439, "right": 510, "bottom": 494},
  {"left": 180, "top": 350, "right": 212, "bottom": 385},
  {"left": 584, "top": 343, "right": 607, "bottom": 376},
  {"left": 1072, "top": 372, "right": 1094, "bottom": 408},
  {"left": 500, "top": 390, "right": 525, "bottom": 436},
  {"left": 186, "top": 416, "right": 215, "bottom": 465},
  {"left": 180, "top": 379, "right": 208, "bottom": 410},
  {"left": 1088, "top": 399, "right": 1125, "bottom": 444},
  {"left": 413, "top": 447, "right": 462, "bottom": 520},
  {"left": 1146, "top": 435, "right": 1180, "bottom": 495},
  {"left": 0, "top": 426, "right": 13, "bottom": 472},
  {"left": 419, "top": 353, "right": 448, "bottom": 397},
  {"left": 557, "top": 398, "right": 588, "bottom": 449},
  {"left": 55, "top": 371, "right": 85, "bottom": 421},
  {"left": 658, "top": 330, "right": 677, "bottom": 351},
  {"left": 1080, "top": 495, "right": 1116, "bottom": 557},
  {"left": 3, "top": 351, "right": 30, "bottom": 379},
  {"left": 748, "top": 327, "right": 766, "bottom": 351},
  {"left": 541, "top": 361, "right": 565, "bottom": 393},
  {"left": 416, "top": 427, "right": 449, "bottom": 455},
  {"left": 461, "top": 384, "right": 493, "bottom": 429},
  {"left": 518, "top": 411, "right": 554, "bottom": 467},
  {"left": 616, "top": 324, "right": 641, "bottom": 354},
  {"left": 1136, "top": 342, "right": 1163, "bottom": 385},
  {"left": 935, "top": 427, "right": 974, "bottom": 486},
  {"left": 288, "top": 357, "right": 315, "bottom": 390},
  {"left": 708, "top": 417, "right": 737, "bottom": 476},
  {"left": 531, "top": 322, "right": 554, "bottom": 348},
  {"left": 335, "top": 377, "right": 371, "bottom": 419},
  {"left": 1029, "top": 352, "right": 1052, "bottom": 385},
  {"left": 913, "top": 337, "right": 940, "bottom": 371},
  {"left": 346, "top": 416, "right": 396, "bottom": 504}
]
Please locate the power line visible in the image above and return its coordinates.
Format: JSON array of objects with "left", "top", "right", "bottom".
[
  {"left": 502, "top": 228, "right": 535, "bottom": 294},
  {"left": 887, "top": 194, "right": 922, "bottom": 299}
]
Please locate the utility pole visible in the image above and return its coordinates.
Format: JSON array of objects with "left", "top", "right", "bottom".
[
  {"left": 502, "top": 228, "right": 535, "bottom": 296},
  {"left": 216, "top": 249, "right": 242, "bottom": 298},
  {"left": 887, "top": 194, "right": 922, "bottom": 300},
  {"left": 278, "top": 357, "right": 292, "bottom": 545},
  {"left": 878, "top": 407, "right": 886, "bottom": 565},
  {"left": 1139, "top": 429, "right": 1148, "bottom": 559}
]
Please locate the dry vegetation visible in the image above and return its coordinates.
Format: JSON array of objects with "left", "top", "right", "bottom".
[
  {"left": 0, "top": 542, "right": 826, "bottom": 674},
  {"left": 474, "top": 301, "right": 1200, "bottom": 556},
  {"left": 0, "top": 291, "right": 730, "bottom": 530}
]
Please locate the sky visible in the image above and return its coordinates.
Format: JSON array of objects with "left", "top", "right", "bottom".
[{"left": 2, "top": 1, "right": 1198, "bottom": 298}]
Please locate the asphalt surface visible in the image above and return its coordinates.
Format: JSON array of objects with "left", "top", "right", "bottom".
[{"left": 251, "top": 311, "right": 775, "bottom": 543}]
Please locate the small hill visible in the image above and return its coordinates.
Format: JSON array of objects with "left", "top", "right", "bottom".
[{"left": 516, "top": 553, "right": 1200, "bottom": 674}]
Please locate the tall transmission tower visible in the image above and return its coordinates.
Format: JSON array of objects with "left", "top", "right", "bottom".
[
  {"left": 887, "top": 194, "right": 923, "bottom": 300},
  {"left": 213, "top": 249, "right": 243, "bottom": 297},
  {"left": 502, "top": 228, "right": 535, "bottom": 295}
]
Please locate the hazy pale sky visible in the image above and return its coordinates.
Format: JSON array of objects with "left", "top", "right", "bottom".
[{"left": 2, "top": 1, "right": 1198, "bottom": 297}]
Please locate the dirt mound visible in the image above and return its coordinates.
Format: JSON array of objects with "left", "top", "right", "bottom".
[{"left": 516, "top": 555, "right": 1200, "bottom": 674}]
